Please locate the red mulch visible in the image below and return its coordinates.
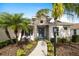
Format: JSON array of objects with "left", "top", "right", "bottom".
[{"left": 56, "top": 43, "right": 79, "bottom": 56}]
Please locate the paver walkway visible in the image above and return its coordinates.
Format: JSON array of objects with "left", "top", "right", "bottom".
[{"left": 29, "top": 40, "right": 47, "bottom": 56}]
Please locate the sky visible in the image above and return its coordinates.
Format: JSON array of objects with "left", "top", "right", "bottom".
[
  {"left": 0, "top": 3, "right": 52, "bottom": 18},
  {"left": 0, "top": 3, "right": 79, "bottom": 23}
]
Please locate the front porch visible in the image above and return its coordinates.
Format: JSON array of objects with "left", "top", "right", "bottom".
[{"left": 33, "top": 25, "right": 49, "bottom": 40}]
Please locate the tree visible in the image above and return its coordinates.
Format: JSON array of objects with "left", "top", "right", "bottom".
[
  {"left": 52, "top": 3, "right": 64, "bottom": 20},
  {"left": 10, "top": 13, "right": 30, "bottom": 40},
  {"left": 10, "top": 13, "right": 24, "bottom": 40},
  {"left": 0, "top": 12, "right": 31, "bottom": 43},
  {"left": 36, "top": 9, "right": 50, "bottom": 18},
  {"left": 52, "top": 3, "right": 64, "bottom": 56},
  {"left": 19, "top": 18, "right": 31, "bottom": 36},
  {"left": 0, "top": 12, "right": 14, "bottom": 43},
  {"left": 63, "top": 3, "right": 79, "bottom": 17}
]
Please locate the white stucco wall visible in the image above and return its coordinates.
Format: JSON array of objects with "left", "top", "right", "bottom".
[
  {"left": 76, "top": 30, "right": 79, "bottom": 35},
  {"left": 49, "top": 25, "right": 71, "bottom": 40},
  {"left": 70, "top": 29, "right": 79, "bottom": 36},
  {"left": 49, "top": 25, "right": 54, "bottom": 39},
  {"left": 59, "top": 26, "right": 71, "bottom": 38}
]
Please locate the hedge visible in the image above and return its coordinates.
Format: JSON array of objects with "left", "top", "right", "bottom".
[{"left": 0, "top": 39, "right": 16, "bottom": 49}]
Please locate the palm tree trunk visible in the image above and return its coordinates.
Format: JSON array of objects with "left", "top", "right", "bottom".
[
  {"left": 53, "top": 18, "right": 57, "bottom": 56},
  {"left": 14, "top": 27, "right": 18, "bottom": 40},
  {"left": 5, "top": 27, "right": 14, "bottom": 43}
]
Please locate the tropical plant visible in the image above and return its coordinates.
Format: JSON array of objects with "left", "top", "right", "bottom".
[
  {"left": 0, "top": 12, "right": 14, "bottom": 43},
  {"left": 0, "top": 12, "right": 31, "bottom": 43},
  {"left": 52, "top": 3, "right": 64, "bottom": 20},
  {"left": 9, "top": 13, "right": 30, "bottom": 40},
  {"left": 63, "top": 3, "right": 79, "bottom": 17},
  {"left": 36, "top": 9, "right": 50, "bottom": 18},
  {"left": 10, "top": 13, "right": 24, "bottom": 39},
  {"left": 16, "top": 49, "right": 26, "bottom": 56}
]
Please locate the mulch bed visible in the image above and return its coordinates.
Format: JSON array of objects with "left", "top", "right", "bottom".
[
  {"left": 0, "top": 44, "right": 19, "bottom": 56},
  {"left": 56, "top": 43, "right": 79, "bottom": 56},
  {"left": 0, "top": 41, "right": 38, "bottom": 56}
]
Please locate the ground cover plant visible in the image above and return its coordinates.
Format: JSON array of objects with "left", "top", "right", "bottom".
[{"left": 46, "top": 40, "right": 54, "bottom": 56}]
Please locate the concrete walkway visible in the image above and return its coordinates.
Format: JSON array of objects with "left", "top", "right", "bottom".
[{"left": 29, "top": 40, "right": 47, "bottom": 56}]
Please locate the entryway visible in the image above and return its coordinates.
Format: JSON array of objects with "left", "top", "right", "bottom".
[
  {"left": 38, "top": 27, "right": 45, "bottom": 39},
  {"left": 37, "top": 25, "right": 49, "bottom": 40}
]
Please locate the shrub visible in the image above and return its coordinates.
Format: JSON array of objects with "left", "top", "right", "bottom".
[
  {"left": 0, "top": 39, "right": 16, "bottom": 49},
  {"left": 57, "top": 38, "right": 67, "bottom": 43},
  {"left": 0, "top": 40, "right": 9, "bottom": 48},
  {"left": 35, "top": 37, "right": 39, "bottom": 41},
  {"left": 32, "top": 41, "right": 37, "bottom": 45},
  {"left": 47, "top": 43, "right": 52, "bottom": 47},
  {"left": 50, "top": 38, "right": 54, "bottom": 43},
  {"left": 46, "top": 40, "right": 51, "bottom": 44},
  {"left": 47, "top": 40, "right": 54, "bottom": 56},
  {"left": 16, "top": 49, "right": 26, "bottom": 56},
  {"left": 26, "top": 44, "right": 33, "bottom": 49},
  {"left": 71, "top": 35, "right": 79, "bottom": 42},
  {"left": 48, "top": 46, "right": 53, "bottom": 51},
  {"left": 47, "top": 52, "right": 53, "bottom": 56}
]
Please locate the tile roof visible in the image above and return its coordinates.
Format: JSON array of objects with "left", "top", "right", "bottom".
[{"left": 70, "top": 23, "right": 79, "bottom": 29}]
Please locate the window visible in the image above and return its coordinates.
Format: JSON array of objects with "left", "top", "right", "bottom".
[
  {"left": 57, "top": 27, "right": 59, "bottom": 35},
  {"left": 64, "top": 27, "right": 67, "bottom": 30},
  {"left": 74, "top": 29, "right": 76, "bottom": 35},
  {"left": 53, "top": 27, "right": 59, "bottom": 36},
  {"left": 40, "top": 20, "right": 43, "bottom": 23}
]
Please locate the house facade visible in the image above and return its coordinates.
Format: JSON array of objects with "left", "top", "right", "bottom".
[
  {"left": 70, "top": 23, "right": 79, "bottom": 35},
  {"left": 30, "top": 16, "right": 72, "bottom": 41}
]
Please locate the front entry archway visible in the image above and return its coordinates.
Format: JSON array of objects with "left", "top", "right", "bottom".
[
  {"left": 38, "top": 26, "right": 45, "bottom": 39},
  {"left": 37, "top": 25, "right": 49, "bottom": 40}
]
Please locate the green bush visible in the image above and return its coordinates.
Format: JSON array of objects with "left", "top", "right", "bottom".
[
  {"left": 0, "top": 40, "right": 9, "bottom": 48},
  {"left": 47, "top": 40, "right": 54, "bottom": 56},
  {"left": 48, "top": 46, "right": 53, "bottom": 51},
  {"left": 57, "top": 38, "right": 67, "bottom": 43},
  {"left": 0, "top": 39, "right": 16, "bottom": 48},
  {"left": 71, "top": 35, "right": 79, "bottom": 42},
  {"left": 47, "top": 52, "right": 53, "bottom": 56},
  {"left": 50, "top": 38, "right": 54, "bottom": 43},
  {"left": 47, "top": 43, "right": 52, "bottom": 47},
  {"left": 35, "top": 37, "right": 39, "bottom": 41},
  {"left": 16, "top": 49, "right": 26, "bottom": 56},
  {"left": 46, "top": 40, "right": 51, "bottom": 44},
  {"left": 26, "top": 44, "right": 33, "bottom": 49}
]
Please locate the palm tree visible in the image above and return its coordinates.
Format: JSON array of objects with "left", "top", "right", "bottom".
[
  {"left": 10, "top": 13, "right": 31, "bottom": 40},
  {"left": 52, "top": 3, "right": 64, "bottom": 20},
  {"left": 10, "top": 13, "right": 24, "bottom": 40},
  {"left": 52, "top": 3, "right": 79, "bottom": 56},
  {"left": 63, "top": 3, "right": 79, "bottom": 17},
  {"left": 19, "top": 18, "right": 31, "bottom": 36},
  {"left": 0, "top": 12, "right": 14, "bottom": 43},
  {"left": 0, "top": 12, "right": 31, "bottom": 43},
  {"left": 36, "top": 9, "right": 50, "bottom": 18},
  {"left": 51, "top": 3, "right": 64, "bottom": 56}
]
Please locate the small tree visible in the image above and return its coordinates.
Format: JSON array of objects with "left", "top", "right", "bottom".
[
  {"left": 0, "top": 12, "right": 14, "bottom": 43},
  {"left": 36, "top": 9, "right": 50, "bottom": 18}
]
